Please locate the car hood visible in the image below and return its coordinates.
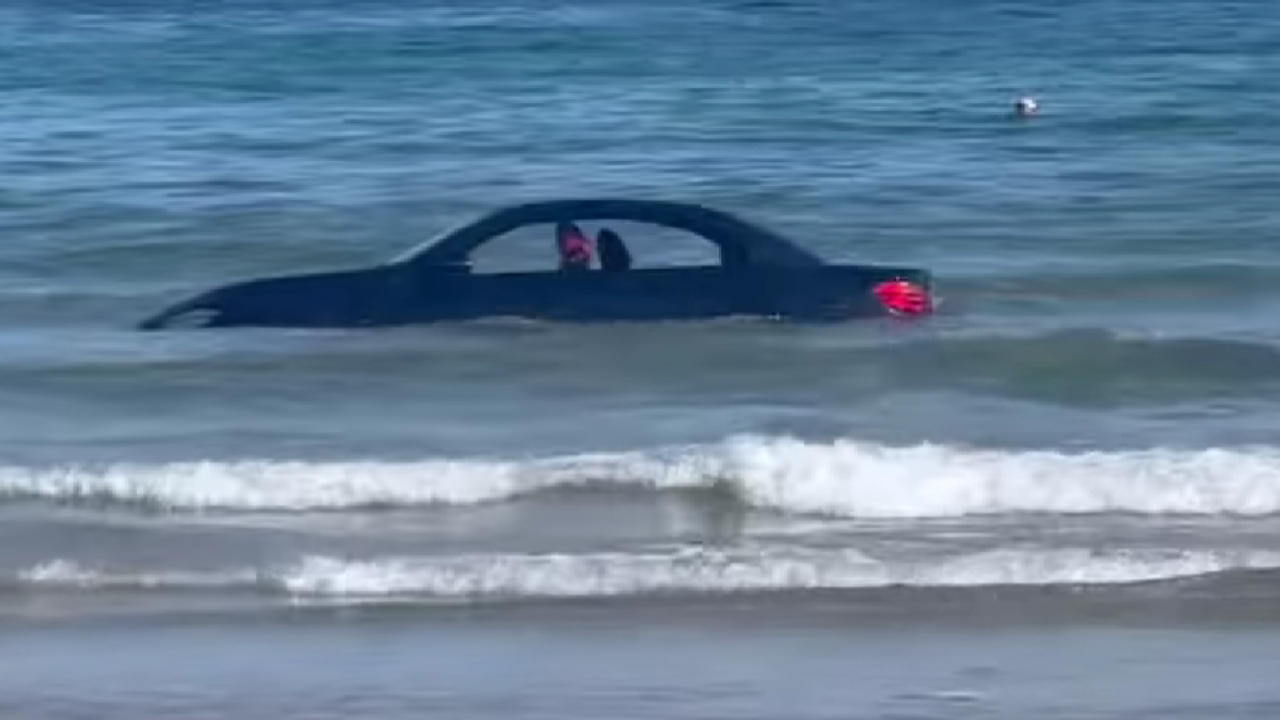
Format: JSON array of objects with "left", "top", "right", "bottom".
[{"left": 137, "top": 265, "right": 396, "bottom": 330}]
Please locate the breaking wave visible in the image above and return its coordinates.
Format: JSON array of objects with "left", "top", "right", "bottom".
[
  {"left": 17, "top": 546, "right": 1280, "bottom": 601},
  {"left": 4, "top": 435, "right": 1280, "bottom": 517}
]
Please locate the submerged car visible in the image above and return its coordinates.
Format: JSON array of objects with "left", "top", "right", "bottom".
[{"left": 137, "top": 198, "right": 935, "bottom": 330}]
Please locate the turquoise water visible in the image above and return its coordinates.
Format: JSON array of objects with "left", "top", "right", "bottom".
[{"left": 4, "top": 1, "right": 1280, "bottom": 718}]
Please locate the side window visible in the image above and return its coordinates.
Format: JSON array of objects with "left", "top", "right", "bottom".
[
  {"left": 465, "top": 222, "right": 720, "bottom": 274},
  {"left": 594, "top": 222, "right": 717, "bottom": 269},
  {"left": 465, "top": 224, "right": 562, "bottom": 274}
]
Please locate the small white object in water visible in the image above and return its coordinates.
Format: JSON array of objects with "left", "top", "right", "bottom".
[{"left": 1014, "top": 96, "right": 1039, "bottom": 117}]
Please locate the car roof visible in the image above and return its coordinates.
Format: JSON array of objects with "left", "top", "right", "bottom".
[{"left": 391, "top": 198, "right": 825, "bottom": 268}]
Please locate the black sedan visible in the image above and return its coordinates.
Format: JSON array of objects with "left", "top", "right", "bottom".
[{"left": 138, "top": 198, "right": 934, "bottom": 330}]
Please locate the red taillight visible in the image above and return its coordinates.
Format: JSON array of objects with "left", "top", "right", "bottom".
[{"left": 872, "top": 279, "right": 932, "bottom": 316}]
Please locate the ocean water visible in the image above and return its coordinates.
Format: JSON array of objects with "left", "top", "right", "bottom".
[{"left": 4, "top": 0, "right": 1280, "bottom": 717}]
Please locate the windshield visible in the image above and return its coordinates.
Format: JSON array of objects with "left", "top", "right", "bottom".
[{"left": 386, "top": 220, "right": 468, "bottom": 265}]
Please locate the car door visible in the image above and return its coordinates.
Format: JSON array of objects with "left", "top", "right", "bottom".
[
  {"left": 402, "top": 268, "right": 565, "bottom": 322},
  {"left": 406, "top": 264, "right": 768, "bottom": 323},
  {"left": 539, "top": 267, "right": 740, "bottom": 321}
]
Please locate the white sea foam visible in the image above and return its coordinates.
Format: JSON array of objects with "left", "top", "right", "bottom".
[
  {"left": 18, "top": 546, "right": 1280, "bottom": 600},
  {"left": 4, "top": 435, "right": 1280, "bottom": 517},
  {"left": 18, "top": 558, "right": 259, "bottom": 589}
]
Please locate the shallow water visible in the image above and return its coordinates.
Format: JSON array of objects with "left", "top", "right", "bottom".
[{"left": 4, "top": 0, "right": 1280, "bottom": 717}]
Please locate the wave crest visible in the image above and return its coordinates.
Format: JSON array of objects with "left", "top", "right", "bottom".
[
  {"left": 4, "top": 436, "right": 1280, "bottom": 517},
  {"left": 18, "top": 546, "right": 1280, "bottom": 601}
]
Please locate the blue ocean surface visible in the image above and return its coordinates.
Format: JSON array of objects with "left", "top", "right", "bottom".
[{"left": 3, "top": 1, "right": 1280, "bottom": 718}]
